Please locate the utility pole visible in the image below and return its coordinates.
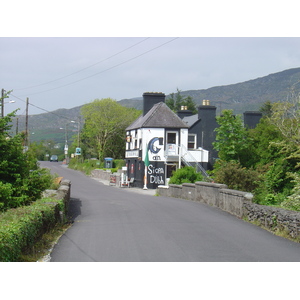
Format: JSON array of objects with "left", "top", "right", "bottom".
[
  {"left": 16, "top": 118, "right": 19, "bottom": 135},
  {"left": 1, "top": 88, "right": 4, "bottom": 118},
  {"left": 25, "top": 97, "right": 29, "bottom": 147}
]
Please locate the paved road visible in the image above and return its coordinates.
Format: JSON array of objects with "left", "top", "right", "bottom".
[{"left": 40, "top": 161, "right": 300, "bottom": 262}]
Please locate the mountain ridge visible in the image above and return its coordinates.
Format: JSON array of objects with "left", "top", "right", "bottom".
[{"left": 11, "top": 67, "right": 300, "bottom": 143}]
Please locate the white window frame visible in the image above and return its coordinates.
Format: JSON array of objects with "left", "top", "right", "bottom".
[{"left": 188, "top": 134, "right": 197, "bottom": 149}]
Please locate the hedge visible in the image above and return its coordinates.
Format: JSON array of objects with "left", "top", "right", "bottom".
[{"left": 0, "top": 198, "right": 64, "bottom": 262}]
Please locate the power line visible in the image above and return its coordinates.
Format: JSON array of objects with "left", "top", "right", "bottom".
[
  {"left": 15, "top": 37, "right": 180, "bottom": 97},
  {"left": 10, "top": 93, "right": 75, "bottom": 121},
  {"left": 14, "top": 37, "right": 151, "bottom": 91},
  {"left": 10, "top": 37, "right": 179, "bottom": 116}
]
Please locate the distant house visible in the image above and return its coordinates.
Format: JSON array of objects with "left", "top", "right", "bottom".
[
  {"left": 125, "top": 92, "right": 209, "bottom": 189},
  {"left": 178, "top": 100, "right": 218, "bottom": 170},
  {"left": 178, "top": 101, "right": 263, "bottom": 169}
]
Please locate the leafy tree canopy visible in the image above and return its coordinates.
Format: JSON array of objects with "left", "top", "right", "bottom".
[
  {"left": 166, "top": 88, "right": 198, "bottom": 114},
  {"left": 213, "top": 109, "right": 249, "bottom": 163},
  {"left": 80, "top": 98, "right": 140, "bottom": 161},
  {"left": 0, "top": 109, "right": 52, "bottom": 211}
]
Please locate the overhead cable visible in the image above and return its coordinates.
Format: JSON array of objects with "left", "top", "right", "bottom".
[{"left": 14, "top": 37, "right": 151, "bottom": 91}]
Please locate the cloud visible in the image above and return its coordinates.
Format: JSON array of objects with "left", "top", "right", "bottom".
[{"left": 2, "top": 37, "right": 300, "bottom": 116}]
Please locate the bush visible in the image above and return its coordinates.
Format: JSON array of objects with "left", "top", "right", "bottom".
[
  {"left": 0, "top": 111, "right": 53, "bottom": 211},
  {"left": 281, "top": 173, "right": 300, "bottom": 211},
  {"left": 253, "top": 160, "right": 295, "bottom": 205},
  {"left": 212, "top": 160, "right": 260, "bottom": 192},
  {"left": 0, "top": 197, "right": 64, "bottom": 262},
  {"left": 169, "top": 166, "right": 203, "bottom": 185},
  {"left": 68, "top": 158, "right": 125, "bottom": 175},
  {"left": 0, "top": 168, "right": 53, "bottom": 211}
]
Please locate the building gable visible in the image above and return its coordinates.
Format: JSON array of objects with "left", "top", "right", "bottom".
[{"left": 126, "top": 102, "right": 189, "bottom": 130}]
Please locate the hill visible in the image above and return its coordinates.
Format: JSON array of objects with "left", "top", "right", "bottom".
[
  {"left": 174, "top": 67, "right": 300, "bottom": 114},
  {"left": 10, "top": 67, "right": 300, "bottom": 144}
]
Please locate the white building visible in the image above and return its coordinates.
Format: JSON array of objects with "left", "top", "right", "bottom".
[{"left": 125, "top": 92, "right": 208, "bottom": 189}]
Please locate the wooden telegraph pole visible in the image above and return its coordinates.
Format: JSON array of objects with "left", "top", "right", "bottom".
[
  {"left": 25, "top": 97, "right": 29, "bottom": 147},
  {"left": 1, "top": 89, "right": 4, "bottom": 118}
]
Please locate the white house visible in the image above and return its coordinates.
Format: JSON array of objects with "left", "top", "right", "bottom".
[{"left": 125, "top": 92, "right": 208, "bottom": 189}]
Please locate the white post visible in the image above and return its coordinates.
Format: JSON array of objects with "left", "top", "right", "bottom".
[{"left": 143, "top": 165, "right": 148, "bottom": 190}]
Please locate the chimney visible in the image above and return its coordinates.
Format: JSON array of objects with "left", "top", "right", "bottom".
[
  {"left": 198, "top": 102, "right": 217, "bottom": 169},
  {"left": 177, "top": 106, "right": 193, "bottom": 119},
  {"left": 143, "top": 92, "right": 165, "bottom": 116},
  {"left": 202, "top": 99, "right": 210, "bottom": 106},
  {"left": 198, "top": 101, "right": 216, "bottom": 121}
]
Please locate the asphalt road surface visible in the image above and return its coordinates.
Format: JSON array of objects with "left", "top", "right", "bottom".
[{"left": 40, "top": 161, "right": 300, "bottom": 262}]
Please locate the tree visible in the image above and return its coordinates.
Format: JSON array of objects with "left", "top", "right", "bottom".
[
  {"left": 166, "top": 89, "right": 197, "bottom": 114},
  {"left": 213, "top": 109, "right": 250, "bottom": 163},
  {"left": 80, "top": 98, "right": 140, "bottom": 161},
  {"left": 0, "top": 111, "right": 52, "bottom": 210},
  {"left": 259, "top": 100, "right": 273, "bottom": 117}
]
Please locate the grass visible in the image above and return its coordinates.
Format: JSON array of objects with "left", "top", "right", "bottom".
[
  {"left": 243, "top": 216, "right": 300, "bottom": 243},
  {"left": 19, "top": 222, "right": 72, "bottom": 262}
]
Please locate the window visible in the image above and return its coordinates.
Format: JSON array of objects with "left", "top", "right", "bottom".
[
  {"left": 188, "top": 134, "right": 196, "bottom": 149},
  {"left": 167, "top": 132, "right": 176, "bottom": 144}
]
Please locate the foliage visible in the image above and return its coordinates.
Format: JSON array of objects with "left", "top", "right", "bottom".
[
  {"left": 247, "top": 117, "right": 284, "bottom": 167},
  {"left": 68, "top": 158, "right": 125, "bottom": 175},
  {"left": 211, "top": 100, "right": 300, "bottom": 209},
  {"left": 252, "top": 138, "right": 300, "bottom": 205},
  {"left": 268, "top": 94, "right": 300, "bottom": 145},
  {"left": 213, "top": 110, "right": 250, "bottom": 164},
  {"left": 28, "top": 140, "right": 64, "bottom": 161},
  {"left": 80, "top": 98, "right": 140, "bottom": 161},
  {"left": 212, "top": 160, "right": 260, "bottom": 192},
  {"left": 166, "top": 88, "right": 197, "bottom": 114},
  {"left": 0, "top": 197, "right": 64, "bottom": 262},
  {"left": 169, "top": 166, "right": 203, "bottom": 185},
  {"left": 259, "top": 100, "right": 273, "bottom": 117},
  {"left": 0, "top": 111, "right": 53, "bottom": 211},
  {"left": 281, "top": 172, "right": 300, "bottom": 211}
]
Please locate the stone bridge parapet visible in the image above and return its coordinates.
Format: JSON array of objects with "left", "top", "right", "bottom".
[{"left": 157, "top": 182, "right": 300, "bottom": 240}]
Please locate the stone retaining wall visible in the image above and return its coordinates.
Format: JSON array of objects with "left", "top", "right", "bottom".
[
  {"left": 157, "top": 182, "right": 300, "bottom": 239},
  {"left": 43, "top": 179, "right": 71, "bottom": 220},
  {"left": 90, "top": 169, "right": 122, "bottom": 186}
]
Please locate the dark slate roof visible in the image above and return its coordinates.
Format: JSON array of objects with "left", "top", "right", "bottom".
[
  {"left": 126, "top": 102, "right": 189, "bottom": 130},
  {"left": 182, "top": 114, "right": 199, "bottom": 127}
]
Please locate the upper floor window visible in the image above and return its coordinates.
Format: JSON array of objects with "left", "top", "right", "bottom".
[
  {"left": 167, "top": 132, "right": 176, "bottom": 144},
  {"left": 188, "top": 134, "right": 196, "bottom": 149}
]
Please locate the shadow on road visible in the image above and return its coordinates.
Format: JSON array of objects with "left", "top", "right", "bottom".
[{"left": 68, "top": 197, "right": 82, "bottom": 222}]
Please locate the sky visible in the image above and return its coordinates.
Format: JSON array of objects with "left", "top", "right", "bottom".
[
  {"left": 1, "top": 1, "right": 300, "bottom": 117},
  {"left": 2, "top": 36, "right": 300, "bottom": 116}
]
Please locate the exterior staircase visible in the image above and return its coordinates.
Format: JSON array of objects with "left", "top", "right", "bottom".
[{"left": 180, "top": 144, "right": 211, "bottom": 180}]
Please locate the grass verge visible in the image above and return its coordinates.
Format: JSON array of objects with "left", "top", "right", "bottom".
[{"left": 20, "top": 222, "right": 72, "bottom": 262}]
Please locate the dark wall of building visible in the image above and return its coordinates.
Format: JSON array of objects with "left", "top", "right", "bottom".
[
  {"left": 126, "top": 159, "right": 165, "bottom": 189},
  {"left": 196, "top": 105, "right": 218, "bottom": 169},
  {"left": 243, "top": 111, "right": 262, "bottom": 129},
  {"left": 126, "top": 158, "right": 144, "bottom": 188}
]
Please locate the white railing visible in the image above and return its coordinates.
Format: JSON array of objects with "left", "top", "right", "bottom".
[
  {"left": 165, "top": 144, "right": 210, "bottom": 179},
  {"left": 180, "top": 144, "right": 210, "bottom": 179}
]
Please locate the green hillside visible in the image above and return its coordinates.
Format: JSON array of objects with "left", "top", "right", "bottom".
[{"left": 9, "top": 67, "right": 300, "bottom": 143}]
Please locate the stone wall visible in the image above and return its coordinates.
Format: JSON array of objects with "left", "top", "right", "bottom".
[
  {"left": 157, "top": 182, "right": 300, "bottom": 239},
  {"left": 91, "top": 169, "right": 122, "bottom": 186},
  {"left": 42, "top": 179, "right": 71, "bottom": 222}
]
